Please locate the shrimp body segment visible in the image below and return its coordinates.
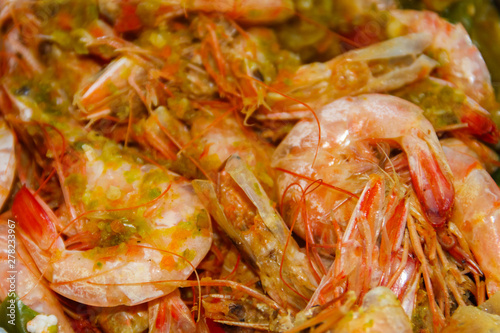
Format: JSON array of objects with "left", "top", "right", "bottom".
[
  {"left": 0, "top": 120, "right": 15, "bottom": 210},
  {"left": 12, "top": 142, "right": 212, "bottom": 307},
  {"left": 442, "top": 138, "right": 500, "bottom": 296},
  {"left": 272, "top": 94, "right": 454, "bottom": 246},
  {"left": 390, "top": 10, "right": 496, "bottom": 110}
]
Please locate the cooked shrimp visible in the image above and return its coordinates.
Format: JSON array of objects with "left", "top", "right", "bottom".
[
  {"left": 272, "top": 94, "right": 454, "bottom": 251},
  {"left": 194, "top": 155, "right": 317, "bottom": 312},
  {"left": 11, "top": 138, "right": 212, "bottom": 307},
  {"left": 0, "top": 120, "right": 15, "bottom": 210},
  {"left": 263, "top": 33, "right": 438, "bottom": 118},
  {"left": 76, "top": 44, "right": 276, "bottom": 193},
  {"left": 0, "top": 220, "right": 75, "bottom": 333},
  {"left": 74, "top": 55, "right": 153, "bottom": 116},
  {"left": 441, "top": 138, "right": 500, "bottom": 296},
  {"left": 390, "top": 10, "right": 497, "bottom": 110},
  {"left": 185, "top": 0, "right": 295, "bottom": 24},
  {"left": 98, "top": 0, "right": 295, "bottom": 26}
]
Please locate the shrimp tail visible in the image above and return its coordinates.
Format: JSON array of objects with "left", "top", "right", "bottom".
[
  {"left": 12, "top": 186, "right": 62, "bottom": 251},
  {"left": 403, "top": 133, "right": 454, "bottom": 227}
]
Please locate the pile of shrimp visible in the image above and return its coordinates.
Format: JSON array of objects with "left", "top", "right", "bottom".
[{"left": 2, "top": 0, "right": 500, "bottom": 332}]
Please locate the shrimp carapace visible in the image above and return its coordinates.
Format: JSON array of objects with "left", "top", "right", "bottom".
[{"left": 263, "top": 33, "right": 438, "bottom": 118}]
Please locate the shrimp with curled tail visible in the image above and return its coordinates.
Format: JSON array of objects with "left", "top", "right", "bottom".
[
  {"left": 0, "top": 220, "right": 75, "bottom": 333},
  {"left": 272, "top": 94, "right": 454, "bottom": 251},
  {"left": 11, "top": 138, "right": 212, "bottom": 307},
  {"left": 442, "top": 138, "right": 500, "bottom": 296}
]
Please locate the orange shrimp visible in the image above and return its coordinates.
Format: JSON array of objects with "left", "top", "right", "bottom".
[
  {"left": 272, "top": 94, "right": 454, "bottom": 253},
  {"left": 194, "top": 155, "right": 318, "bottom": 312}
]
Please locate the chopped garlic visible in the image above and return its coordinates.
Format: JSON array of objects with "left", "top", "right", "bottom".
[{"left": 26, "top": 314, "right": 58, "bottom": 333}]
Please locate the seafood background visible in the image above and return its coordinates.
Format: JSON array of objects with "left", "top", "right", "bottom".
[{"left": 1, "top": 0, "right": 500, "bottom": 332}]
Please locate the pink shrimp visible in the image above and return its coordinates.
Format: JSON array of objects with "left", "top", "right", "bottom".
[
  {"left": 441, "top": 138, "right": 500, "bottom": 296},
  {"left": 272, "top": 94, "right": 454, "bottom": 253}
]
